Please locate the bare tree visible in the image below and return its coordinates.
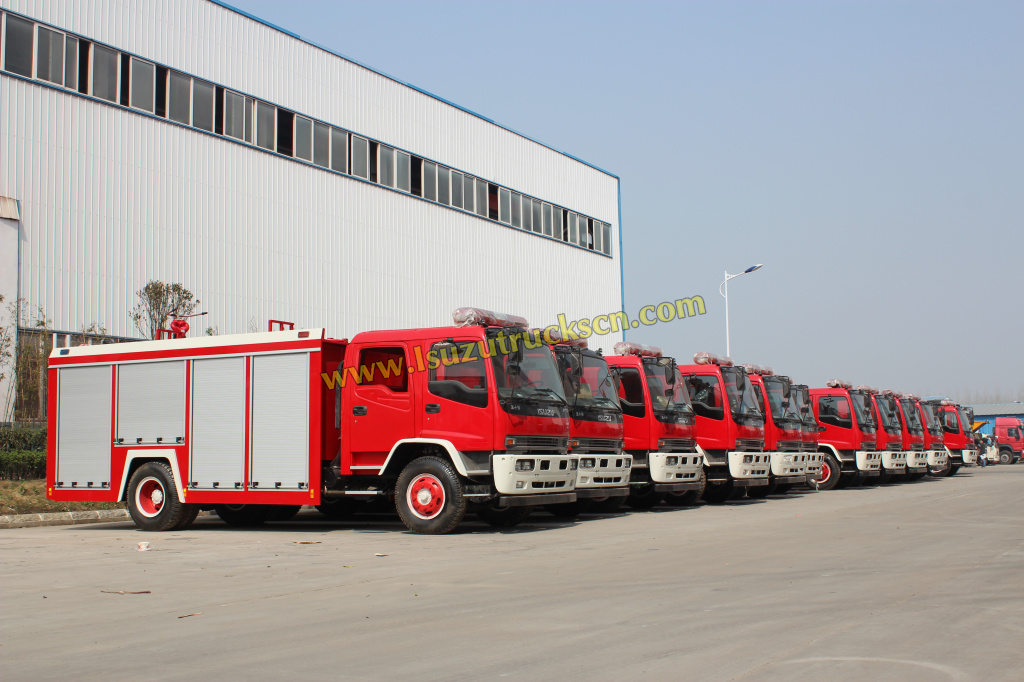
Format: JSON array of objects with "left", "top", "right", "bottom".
[{"left": 130, "top": 281, "right": 199, "bottom": 339}]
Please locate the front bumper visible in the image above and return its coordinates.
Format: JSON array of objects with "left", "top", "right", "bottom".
[
  {"left": 926, "top": 449, "right": 948, "bottom": 467},
  {"left": 961, "top": 448, "right": 978, "bottom": 465},
  {"left": 649, "top": 451, "right": 703, "bottom": 485},
  {"left": 575, "top": 486, "right": 630, "bottom": 499},
  {"left": 804, "top": 452, "right": 824, "bottom": 478},
  {"left": 770, "top": 451, "right": 807, "bottom": 477},
  {"left": 574, "top": 455, "right": 631, "bottom": 491},
  {"left": 728, "top": 451, "right": 771, "bottom": 479},
  {"left": 855, "top": 450, "right": 882, "bottom": 472},
  {"left": 492, "top": 454, "right": 578, "bottom": 495},
  {"left": 880, "top": 450, "right": 907, "bottom": 471},
  {"left": 905, "top": 450, "right": 929, "bottom": 472}
]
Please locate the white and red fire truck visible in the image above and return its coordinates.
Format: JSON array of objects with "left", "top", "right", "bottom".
[{"left": 45, "top": 308, "right": 580, "bottom": 534}]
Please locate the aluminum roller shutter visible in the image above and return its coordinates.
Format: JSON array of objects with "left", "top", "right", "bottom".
[
  {"left": 190, "top": 357, "right": 246, "bottom": 489},
  {"left": 250, "top": 353, "right": 310, "bottom": 490},
  {"left": 117, "top": 361, "right": 186, "bottom": 444},
  {"left": 56, "top": 365, "right": 112, "bottom": 489}
]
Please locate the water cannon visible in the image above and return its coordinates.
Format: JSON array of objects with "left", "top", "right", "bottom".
[
  {"left": 826, "top": 379, "right": 852, "bottom": 389},
  {"left": 693, "top": 351, "right": 733, "bottom": 367},
  {"left": 614, "top": 341, "right": 662, "bottom": 357},
  {"left": 452, "top": 307, "right": 528, "bottom": 329}
]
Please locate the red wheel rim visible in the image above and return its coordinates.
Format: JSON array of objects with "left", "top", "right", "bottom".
[
  {"left": 818, "top": 461, "right": 831, "bottom": 483},
  {"left": 407, "top": 474, "right": 445, "bottom": 520},
  {"left": 135, "top": 476, "right": 165, "bottom": 518}
]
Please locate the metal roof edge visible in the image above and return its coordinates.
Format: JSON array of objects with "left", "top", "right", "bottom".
[{"left": 208, "top": 0, "right": 619, "bottom": 180}]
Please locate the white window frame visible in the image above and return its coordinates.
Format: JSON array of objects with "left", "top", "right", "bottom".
[
  {"left": 312, "top": 120, "right": 331, "bottom": 168},
  {"left": 294, "top": 115, "right": 313, "bottom": 160},
  {"left": 128, "top": 56, "right": 155, "bottom": 113},
  {"left": 351, "top": 135, "right": 370, "bottom": 179},
  {"left": 255, "top": 100, "right": 277, "bottom": 151},
  {"left": 450, "top": 170, "right": 464, "bottom": 209},
  {"left": 568, "top": 213, "right": 578, "bottom": 244},
  {"left": 166, "top": 70, "right": 193, "bottom": 126},
  {"left": 498, "top": 187, "right": 511, "bottom": 224},
  {"left": 330, "top": 127, "right": 348, "bottom": 173},
  {"left": 222, "top": 89, "right": 252, "bottom": 143},
  {"left": 89, "top": 43, "right": 120, "bottom": 103},
  {"left": 378, "top": 144, "right": 396, "bottom": 188},
  {"left": 191, "top": 78, "right": 216, "bottom": 133},
  {"left": 35, "top": 23, "right": 66, "bottom": 87},
  {"left": 396, "top": 150, "right": 411, "bottom": 193}
]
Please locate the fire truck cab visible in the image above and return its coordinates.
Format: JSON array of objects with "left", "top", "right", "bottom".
[
  {"left": 744, "top": 365, "right": 809, "bottom": 497},
  {"left": 916, "top": 398, "right": 950, "bottom": 473},
  {"left": 46, "top": 308, "right": 579, "bottom": 534},
  {"left": 895, "top": 393, "right": 929, "bottom": 479},
  {"left": 936, "top": 401, "right": 978, "bottom": 475},
  {"left": 808, "top": 380, "right": 882, "bottom": 490}
]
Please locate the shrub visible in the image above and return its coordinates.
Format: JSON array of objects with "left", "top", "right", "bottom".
[
  {"left": 0, "top": 450, "right": 46, "bottom": 480},
  {"left": 0, "top": 426, "right": 47, "bottom": 452}
]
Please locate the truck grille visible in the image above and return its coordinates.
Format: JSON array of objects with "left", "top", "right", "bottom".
[
  {"left": 509, "top": 436, "right": 568, "bottom": 453},
  {"left": 887, "top": 442, "right": 901, "bottom": 451},
  {"left": 659, "top": 438, "right": 696, "bottom": 452},
  {"left": 910, "top": 444, "right": 924, "bottom": 451},
  {"left": 736, "top": 439, "right": 764, "bottom": 452},
  {"left": 801, "top": 442, "right": 818, "bottom": 452},
  {"left": 572, "top": 438, "right": 621, "bottom": 454},
  {"left": 861, "top": 442, "right": 875, "bottom": 451},
  {"left": 776, "top": 440, "right": 802, "bottom": 452}
]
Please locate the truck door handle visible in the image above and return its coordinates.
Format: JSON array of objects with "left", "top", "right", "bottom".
[
  {"left": 353, "top": 406, "right": 367, "bottom": 416},
  {"left": 425, "top": 404, "right": 441, "bottom": 414}
]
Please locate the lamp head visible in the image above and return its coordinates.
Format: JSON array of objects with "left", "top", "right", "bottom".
[{"left": 744, "top": 264, "right": 763, "bottom": 274}]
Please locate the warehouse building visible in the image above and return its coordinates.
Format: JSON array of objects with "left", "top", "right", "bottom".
[{"left": 0, "top": 0, "right": 623, "bottom": 420}]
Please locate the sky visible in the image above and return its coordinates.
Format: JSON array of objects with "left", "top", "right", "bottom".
[{"left": 229, "top": 0, "right": 1024, "bottom": 401}]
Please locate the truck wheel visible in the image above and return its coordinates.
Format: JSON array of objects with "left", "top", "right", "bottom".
[
  {"left": 316, "top": 497, "right": 364, "bottom": 518},
  {"left": 876, "top": 472, "right": 893, "bottom": 484},
  {"left": 931, "top": 457, "right": 952, "bottom": 477},
  {"left": 665, "top": 468, "right": 706, "bottom": 506},
  {"left": 999, "top": 450, "right": 1013, "bottom": 465},
  {"left": 775, "top": 484, "right": 792, "bottom": 494},
  {"left": 546, "top": 500, "right": 592, "bottom": 518},
  {"left": 267, "top": 505, "right": 302, "bottom": 521},
  {"left": 949, "top": 463, "right": 961, "bottom": 476},
  {"left": 215, "top": 504, "right": 271, "bottom": 526},
  {"left": 627, "top": 484, "right": 666, "bottom": 509},
  {"left": 127, "top": 462, "right": 188, "bottom": 532},
  {"left": 815, "top": 453, "right": 841, "bottom": 491},
  {"left": 173, "top": 504, "right": 201, "bottom": 530},
  {"left": 590, "top": 496, "right": 627, "bottom": 513},
  {"left": 474, "top": 503, "right": 533, "bottom": 527},
  {"left": 395, "top": 456, "right": 467, "bottom": 534}
]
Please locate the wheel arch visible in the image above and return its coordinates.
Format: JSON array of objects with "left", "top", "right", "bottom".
[
  {"left": 118, "top": 450, "right": 186, "bottom": 503},
  {"left": 379, "top": 439, "right": 471, "bottom": 479}
]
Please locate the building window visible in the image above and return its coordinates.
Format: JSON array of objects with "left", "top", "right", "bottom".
[
  {"left": 129, "top": 57, "right": 155, "bottom": 113},
  {"left": 450, "top": 171, "right": 463, "bottom": 209},
  {"left": 396, "top": 151, "right": 411, "bottom": 192},
  {"left": 568, "top": 213, "right": 578, "bottom": 244},
  {"left": 351, "top": 135, "right": 369, "bottom": 179},
  {"left": 577, "top": 216, "right": 588, "bottom": 247},
  {"left": 379, "top": 145, "right": 395, "bottom": 188},
  {"left": 64, "top": 36, "right": 78, "bottom": 89},
  {"left": 192, "top": 79, "right": 214, "bottom": 132},
  {"left": 35, "top": 26, "right": 64, "bottom": 85},
  {"left": 91, "top": 44, "right": 118, "bottom": 102},
  {"left": 463, "top": 174, "right": 475, "bottom": 213},
  {"left": 593, "top": 218, "right": 603, "bottom": 253},
  {"left": 531, "top": 198, "right": 542, "bottom": 233},
  {"left": 422, "top": 161, "right": 436, "bottom": 200},
  {"left": 330, "top": 128, "right": 348, "bottom": 173},
  {"left": 436, "top": 166, "right": 450, "bottom": 204},
  {"left": 3, "top": 14, "right": 34, "bottom": 77},
  {"left": 223, "top": 90, "right": 251, "bottom": 142},
  {"left": 498, "top": 188, "right": 511, "bottom": 224},
  {"left": 294, "top": 115, "right": 312, "bottom": 160},
  {"left": 600, "top": 222, "right": 612, "bottom": 255},
  {"left": 255, "top": 100, "right": 275, "bottom": 150},
  {"left": 542, "top": 203, "right": 553, "bottom": 237},
  {"left": 166, "top": 71, "right": 191, "bottom": 124},
  {"left": 313, "top": 121, "right": 330, "bottom": 168},
  {"left": 474, "top": 178, "right": 487, "bottom": 218},
  {"left": 511, "top": 193, "right": 522, "bottom": 228}
]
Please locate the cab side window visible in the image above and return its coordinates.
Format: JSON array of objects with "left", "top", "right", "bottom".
[
  {"left": 356, "top": 347, "right": 407, "bottom": 392},
  {"left": 685, "top": 374, "right": 724, "bottom": 420},
  {"left": 1009, "top": 427, "right": 1020, "bottom": 439},
  {"left": 942, "top": 411, "right": 959, "bottom": 434},
  {"left": 428, "top": 342, "right": 487, "bottom": 408},
  {"left": 818, "top": 396, "right": 852, "bottom": 429},
  {"left": 616, "top": 367, "right": 646, "bottom": 419}
]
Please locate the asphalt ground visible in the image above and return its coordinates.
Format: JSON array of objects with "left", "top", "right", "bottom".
[{"left": 2, "top": 466, "right": 1022, "bottom": 681}]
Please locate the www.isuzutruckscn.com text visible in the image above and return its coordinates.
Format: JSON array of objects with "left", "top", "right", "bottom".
[{"left": 320, "top": 295, "right": 706, "bottom": 389}]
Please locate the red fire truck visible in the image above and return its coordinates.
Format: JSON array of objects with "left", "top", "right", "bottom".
[
  {"left": 934, "top": 400, "right": 978, "bottom": 475},
  {"left": 992, "top": 417, "right": 1023, "bottom": 464},
  {"left": 863, "top": 388, "right": 908, "bottom": 483},
  {"left": 605, "top": 343, "right": 704, "bottom": 509},
  {"left": 808, "top": 380, "right": 882, "bottom": 490},
  {"left": 915, "top": 398, "right": 950, "bottom": 474},
  {"left": 894, "top": 393, "right": 929, "bottom": 480},
  {"left": 45, "top": 308, "right": 580, "bottom": 534},
  {"left": 680, "top": 352, "right": 770, "bottom": 502},
  {"left": 544, "top": 335, "right": 629, "bottom": 516},
  {"left": 743, "top": 365, "right": 809, "bottom": 498},
  {"left": 790, "top": 384, "right": 824, "bottom": 483}
]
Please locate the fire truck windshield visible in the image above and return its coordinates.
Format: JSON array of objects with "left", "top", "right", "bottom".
[
  {"left": 790, "top": 386, "right": 817, "bottom": 428},
  {"left": 722, "top": 366, "right": 763, "bottom": 423},
  {"left": 556, "top": 350, "right": 620, "bottom": 411},
  {"left": 875, "top": 395, "right": 902, "bottom": 434},
  {"left": 849, "top": 392, "right": 877, "bottom": 431},
  {"left": 920, "top": 402, "right": 943, "bottom": 434},
  {"left": 491, "top": 344, "right": 566, "bottom": 406},
  {"left": 958, "top": 408, "right": 973, "bottom": 436},
  {"left": 764, "top": 376, "right": 800, "bottom": 428},
  {"left": 643, "top": 359, "right": 692, "bottom": 415},
  {"left": 900, "top": 399, "right": 923, "bottom": 433}
]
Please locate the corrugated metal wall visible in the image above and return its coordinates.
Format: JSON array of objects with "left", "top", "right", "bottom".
[{"left": 0, "top": 0, "right": 623, "bottom": 351}]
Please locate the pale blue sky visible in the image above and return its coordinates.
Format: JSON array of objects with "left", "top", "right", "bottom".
[{"left": 229, "top": 0, "right": 1024, "bottom": 400}]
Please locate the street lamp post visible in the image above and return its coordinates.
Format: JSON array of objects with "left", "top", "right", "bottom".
[{"left": 719, "top": 264, "right": 763, "bottom": 358}]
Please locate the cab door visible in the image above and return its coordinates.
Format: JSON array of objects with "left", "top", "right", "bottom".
[
  {"left": 418, "top": 339, "right": 493, "bottom": 452},
  {"left": 344, "top": 344, "right": 415, "bottom": 471},
  {"left": 615, "top": 365, "right": 650, "bottom": 451}
]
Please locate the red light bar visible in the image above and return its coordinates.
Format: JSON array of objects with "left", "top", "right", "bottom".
[
  {"left": 614, "top": 341, "right": 662, "bottom": 357},
  {"left": 694, "top": 351, "right": 732, "bottom": 367},
  {"left": 826, "top": 379, "right": 853, "bottom": 389},
  {"left": 452, "top": 307, "right": 528, "bottom": 329}
]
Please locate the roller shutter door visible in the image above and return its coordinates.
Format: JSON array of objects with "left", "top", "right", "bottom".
[
  {"left": 56, "top": 365, "right": 112, "bottom": 489},
  {"left": 250, "top": 353, "right": 309, "bottom": 490},
  {"left": 190, "top": 357, "right": 246, "bottom": 489}
]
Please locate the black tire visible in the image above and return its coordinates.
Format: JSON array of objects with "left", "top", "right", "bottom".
[
  {"left": 931, "top": 457, "right": 953, "bottom": 477},
  {"left": 215, "top": 504, "right": 271, "bottom": 526},
  {"left": 172, "top": 504, "right": 201, "bottom": 530},
  {"left": 999, "top": 450, "right": 1013, "bottom": 465},
  {"left": 746, "top": 481, "right": 776, "bottom": 499},
  {"left": 701, "top": 481, "right": 735, "bottom": 504},
  {"left": 627, "top": 483, "right": 666, "bottom": 509},
  {"left": 395, "top": 456, "right": 467, "bottom": 534},
  {"left": 316, "top": 497, "right": 365, "bottom": 518},
  {"left": 775, "top": 484, "right": 792, "bottom": 494},
  {"left": 815, "top": 452, "right": 841, "bottom": 491},
  {"left": 474, "top": 504, "right": 533, "bottom": 527},
  {"left": 664, "top": 468, "right": 706, "bottom": 506},
  {"left": 266, "top": 505, "right": 302, "bottom": 521},
  {"left": 949, "top": 463, "right": 961, "bottom": 476},
  {"left": 876, "top": 472, "right": 894, "bottom": 484},
  {"left": 590, "top": 496, "right": 627, "bottom": 513},
  {"left": 127, "top": 462, "right": 188, "bottom": 532},
  {"left": 905, "top": 472, "right": 926, "bottom": 481},
  {"left": 546, "top": 500, "right": 592, "bottom": 518}
]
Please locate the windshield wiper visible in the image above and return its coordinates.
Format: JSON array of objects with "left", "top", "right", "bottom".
[{"left": 524, "top": 387, "right": 567, "bottom": 405}]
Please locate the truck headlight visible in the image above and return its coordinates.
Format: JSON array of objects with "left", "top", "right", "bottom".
[
  {"left": 743, "top": 455, "right": 753, "bottom": 463},
  {"left": 624, "top": 457, "right": 632, "bottom": 468},
  {"left": 580, "top": 458, "right": 596, "bottom": 469},
  {"left": 515, "top": 459, "right": 534, "bottom": 472},
  {"left": 666, "top": 456, "right": 678, "bottom": 466}
]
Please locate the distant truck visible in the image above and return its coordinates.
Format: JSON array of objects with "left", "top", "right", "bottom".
[
  {"left": 914, "top": 398, "right": 950, "bottom": 474},
  {"left": 743, "top": 365, "right": 809, "bottom": 497},
  {"left": 933, "top": 400, "right": 979, "bottom": 476},
  {"left": 992, "top": 417, "right": 1023, "bottom": 464}
]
